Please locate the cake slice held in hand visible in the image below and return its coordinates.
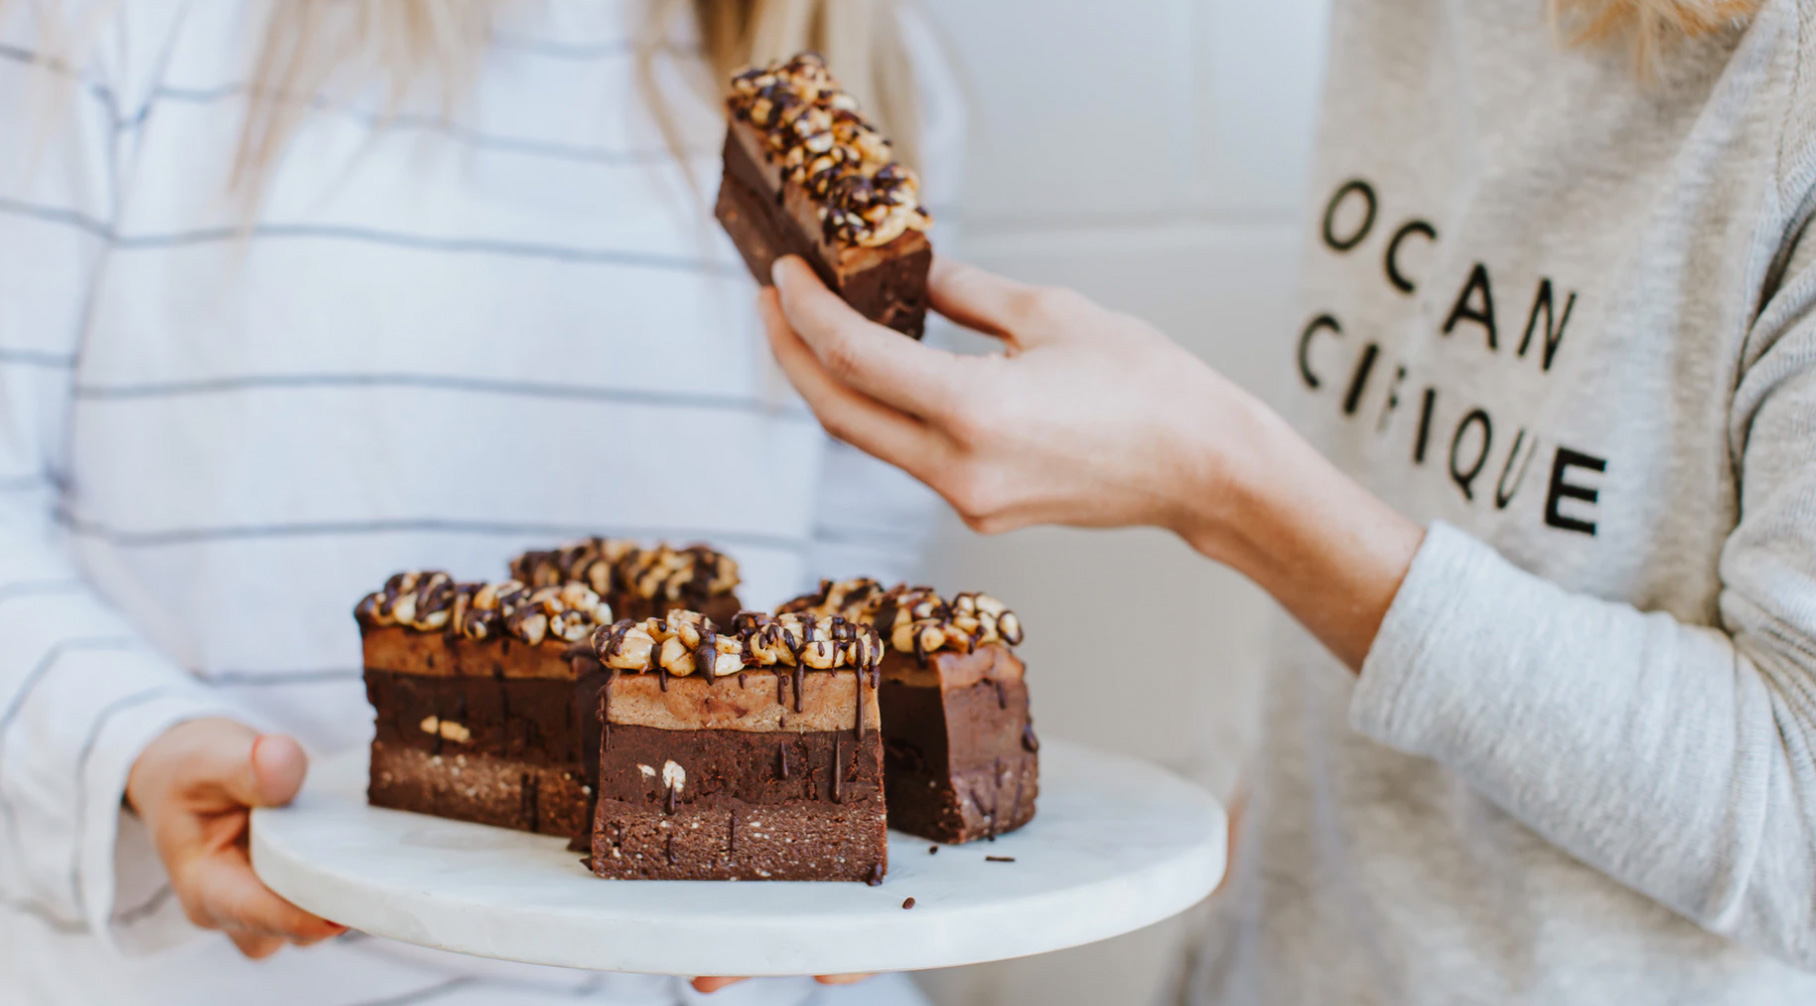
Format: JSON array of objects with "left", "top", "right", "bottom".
[{"left": 716, "top": 52, "right": 932, "bottom": 338}]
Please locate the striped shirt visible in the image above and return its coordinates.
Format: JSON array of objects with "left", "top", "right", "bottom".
[{"left": 0, "top": 2, "right": 959, "bottom": 1003}]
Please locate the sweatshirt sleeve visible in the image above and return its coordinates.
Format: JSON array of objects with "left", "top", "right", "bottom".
[
  {"left": 0, "top": 3, "right": 241, "bottom": 947},
  {"left": 1349, "top": 246, "right": 1816, "bottom": 967}
]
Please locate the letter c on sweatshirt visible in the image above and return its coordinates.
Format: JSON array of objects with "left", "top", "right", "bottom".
[{"left": 1298, "top": 314, "right": 1342, "bottom": 390}]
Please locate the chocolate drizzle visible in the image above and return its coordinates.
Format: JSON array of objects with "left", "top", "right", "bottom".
[
  {"left": 778, "top": 739, "right": 791, "bottom": 780},
  {"left": 356, "top": 571, "right": 613, "bottom": 647},
  {"left": 1021, "top": 722, "right": 1041, "bottom": 753},
  {"left": 696, "top": 630, "right": 718, "bottom": 687},
  {"left": 832, "top": 735, "right": 844, "bottom": 803},
  {"left": 511, "top": 537, "right": 740, "bottom": 609},
  {"left": 599, "top": 670, "right": 615, "bottom": 751},
  {"left": 726, "top": 53, "right": 930, "bottom": 249}
]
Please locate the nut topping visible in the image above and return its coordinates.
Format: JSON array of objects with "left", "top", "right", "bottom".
[
  {"left": 511, "top": 539, "right": 739, "bottom": 604},
  {"left": 356, "top": 572, "right": 613, "bottom": 645},
  {"left": 727, "top": 52, "right": 930, "bottom": 249},
  {"left": 780, "top": 579, "right": 1024, "bottom": 655},
  {"left": 592, "top": 610, "right": 883, "bottom": 677}
]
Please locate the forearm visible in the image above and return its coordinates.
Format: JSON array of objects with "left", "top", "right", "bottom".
[
  {"left": 1175, "top": 400, "right": 1816, "bottom": 964},
  {"left": 0, "top": 518, "right": 238, "bottom": 938},
  {"left": 1345, "top": 524, "right": 1816, "bottom": 966},
  {"left": 1174, "top": 391, "right": 1423, "bottom": 671}
]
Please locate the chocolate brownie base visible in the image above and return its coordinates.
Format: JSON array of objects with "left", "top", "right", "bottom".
[
  {"left": 591, "top": 722, "right": 886, "bottom": 881},
  {"left": 716, "top": 125, "right": 931, "bottom": 338},
  {"left": 879, "top": 646, "right": 1038, "bottom": 844},
  {"left": 368, "top": 741, "right": 591, "bottom": 837},
  {"left": 364, "top": 659, "right": 605, "bottom": 838},
  {"left": 593, "top": 801, "right": 887, "bottom": 882}
]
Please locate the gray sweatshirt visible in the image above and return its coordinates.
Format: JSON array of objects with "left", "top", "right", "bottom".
[{"left": 1191, "top": 0, "right": 1816, "bottom": 1002}]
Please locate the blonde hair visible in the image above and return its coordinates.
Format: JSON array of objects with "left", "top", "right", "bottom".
[
  {"left": 233, "top": 0, "right": 920, "bottom": 207},
  {"left": 1551, "top": 0, "right": 1760, "bottom": 72}
]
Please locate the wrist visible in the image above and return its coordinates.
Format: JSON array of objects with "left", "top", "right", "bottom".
[
  {"left": 1170, "top": 392, "right": 1423, "bottom": 670},
  {"left": 1166, "top": 384, "right": 1299, "bottom": 572}
]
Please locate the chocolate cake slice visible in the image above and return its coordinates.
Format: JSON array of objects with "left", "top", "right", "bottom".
[
  {"left": 716, "top": 52, "right": 933, "bottom": 338},
  {"left": 358, "top": 573, "right": 617, "bottom": 837},
  {"left": 782, "top": 581, "right": 1036, "bottom": 844},
  {"left": 510, "top": 538, "right": 742, "bottom": 625},
  {"left": 586, "top": 610, "right": 888, "bottom": 882}
]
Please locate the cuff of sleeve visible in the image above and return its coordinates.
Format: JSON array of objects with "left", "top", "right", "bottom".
[
  {"left": 79, "top": 687, "right": 239, "bottom": 949},
  {"left": 1349, "top": 520, "right": 1499, "bottom": 755}
]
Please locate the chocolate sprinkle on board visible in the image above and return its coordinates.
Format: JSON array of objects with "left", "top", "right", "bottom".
[
  {"left": 928, "top": 845, "right": 939, "bottom": 855},
  {"left": 985, "top": 856, "right": 1016, "bottom": 863},
  {"left": 902, "top": 897, "right": 916, "bottom": 910}
]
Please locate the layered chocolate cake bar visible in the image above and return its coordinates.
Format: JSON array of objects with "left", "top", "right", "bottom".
[
  {"left": 716, "top": 52, "right": 933, "bottom": 338},
  {"left": 510, "top": 538, "right": 741, "bottom": 624},
  {"left": 359, "top": 572, "right": 617, "bottom": 837},
  {"left": 782, "top": 581, "right": 1036, "bottom": 844},
  {"left": 586, "top": 610, "right": 889, "bottom": 882}
]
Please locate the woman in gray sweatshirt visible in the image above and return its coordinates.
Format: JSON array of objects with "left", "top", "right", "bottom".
[{"left": 758, "top": 0, "right": 1816, "bottom": 1002}]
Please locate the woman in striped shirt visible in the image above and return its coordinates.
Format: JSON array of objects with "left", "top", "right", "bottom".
[{"left": 0, "top": 2, "right": 957, "bottom": 1003}]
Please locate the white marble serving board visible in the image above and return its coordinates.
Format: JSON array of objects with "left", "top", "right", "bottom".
[{"left": 250, "top": 739, "right": 1224, "bottom": 976}]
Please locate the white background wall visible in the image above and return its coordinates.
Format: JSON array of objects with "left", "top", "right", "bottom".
[{"left": 909, "top": 2, "right": 1332, "bottom": 1003}]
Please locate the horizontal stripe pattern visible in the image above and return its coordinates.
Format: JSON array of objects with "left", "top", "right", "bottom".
[{"left": 1, "top": 1, "right": 956, "bottom": 1001}]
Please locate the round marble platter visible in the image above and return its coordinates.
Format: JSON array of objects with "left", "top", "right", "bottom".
[{"left": 251, "top": 739, "right": 1224, "bottom": 976}]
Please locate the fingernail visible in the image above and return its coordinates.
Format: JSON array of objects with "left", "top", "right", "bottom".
[{"left": 769, "top": 256, "right": 789, "bottom": 290}]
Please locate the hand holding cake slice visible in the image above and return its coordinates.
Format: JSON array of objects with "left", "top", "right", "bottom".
[{"left": 715, "top": 52, "right": 932, "bottom": 338}]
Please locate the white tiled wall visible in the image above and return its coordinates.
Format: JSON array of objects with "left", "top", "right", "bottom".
[{"left": 911, "top": 2, "right": 1331, "bottom": 1003}]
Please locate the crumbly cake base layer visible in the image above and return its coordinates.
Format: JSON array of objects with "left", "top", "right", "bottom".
[
  {"left": 368, "top": 740, "right": 590, "bottom": 838},
  {"left": 591, "top": 799, "right": 886, "bottom": 882}
]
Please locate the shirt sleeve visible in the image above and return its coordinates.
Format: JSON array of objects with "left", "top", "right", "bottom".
[
  {"left": 1348, "top": 244, "right": 1816, "bottom": 967},
  {"left": 0, "top": 2, "right": 241, "bottom": 949},
  {"left": 803, "top": 3, "right": 963, "bottom": 589}
]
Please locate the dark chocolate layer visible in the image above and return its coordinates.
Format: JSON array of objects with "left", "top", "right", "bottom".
[
  {"left": 593, "top": 724, "right": 885, "bottom": 881},
  {"left": 598, "top": 723, "right": 882, "bottom": 807},
  {"left": 879, "top": 648, "right": 1038, "bottom": 844}
]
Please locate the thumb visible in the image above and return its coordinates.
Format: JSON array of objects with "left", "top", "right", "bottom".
[{"left": 221, "top": 733, "right": 308, "bottom": 809}]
